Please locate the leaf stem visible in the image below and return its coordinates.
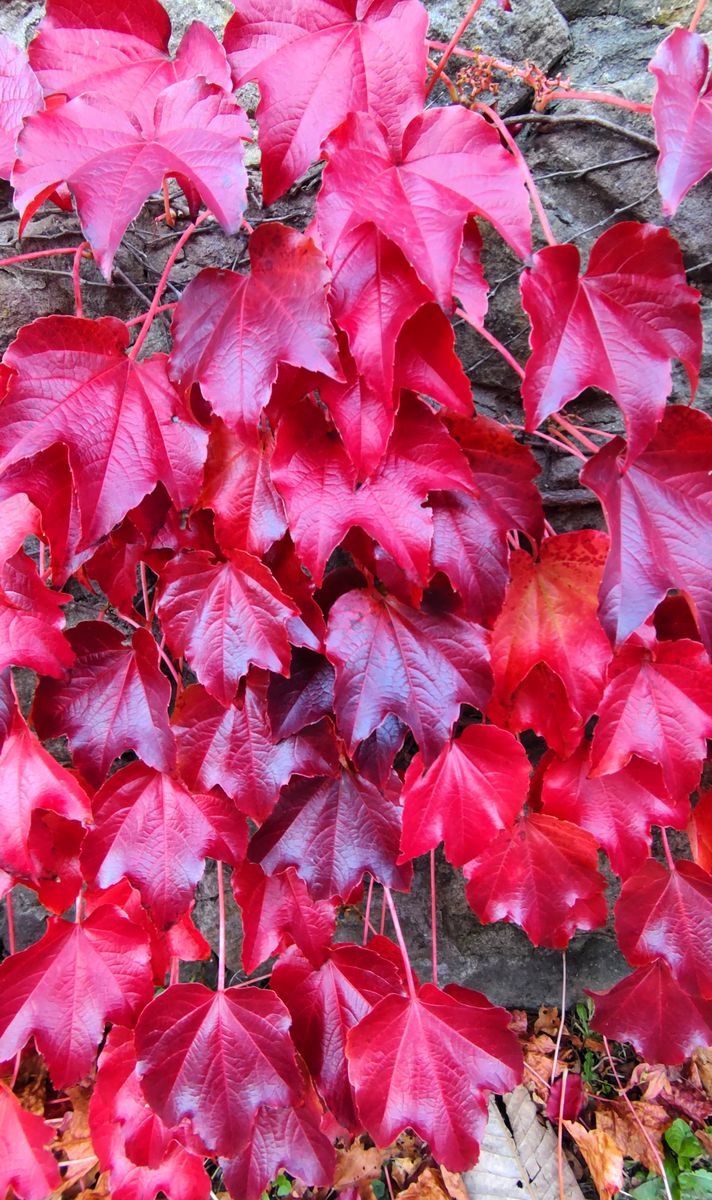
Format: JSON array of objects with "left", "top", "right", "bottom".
[
  {"left": 0, "top": 245, "right": 86, "bottom": 269},
  {"left": 507, "top": 422, "right": 587, "bottom": 461},
  {"left": 363, "top": 875, "right": 375, "bottom": 946},
  {"left": 129, "top": 211, "right": 210, "bottom": 359},
  {"left": 557, "top": 1067, "right": 569, "bottom": 1200},
  {"left": 541, "top": 89, "right": 652, "bottom": 113},
  {"left": 551, "top": 950, "right": 567, "bottom": 1085},
  {"left": 456, "top": 306, "right": 526, "bottom": 378},
  {"left": 169, "top": 956, "right": 180, "bottom": 986},
  {"left": 551, "top": 413, "right": 601, "bottom": 454},
  {"left": 603, "top": 1036, "right": 674, "bottom": 1200},
  {"left": 383, "top": 887, "right": 418, "bottom": 1002},
  {"left": 430, "top": 850, "right": 438, "bottom": 986},
  {"left": 72, "top": 242, "right": 89, "bottom": 318},
  {"left": 425, "top": 0, "right": 485, "bottom": 97},
  {"left": 427, "top": 57, "right": 460, "bottom": 103},
  {"left": 124, "top": 302, "right": 177, "bottom": 328},
  {"left": 474, "top": 101, "right": 558, "bottom": 247},
  {"left": 660, "top": 828, "right": 676, "bottom": 873},
  {"left": 690, "top": 0, "right": 708, "bottom": 31},
  {"left": 217, "top": 860, "right": 226, "bottom": 993}
]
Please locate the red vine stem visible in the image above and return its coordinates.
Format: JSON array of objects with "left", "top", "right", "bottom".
[
  {"left": 427, "top": 57, "right": 460, "bottom": 103},
  {"left": 169, "top": 956, "right": 179, "bottom": 986},
  {"left": 130, "top": 211, "right": 210, "bottom": 359},
  {"left": 113, "top": 609, "right": 183, "bottom": 689},
  {"left": 455, "top": 307, "right": 527, "bottom": 378},
  {"left": 0, "top": 245, "right": 85, "bottom": 270},
  {"left": 216, "top": 860, "right": 226, "bottom": 993},
  {"left": 139, "top": 562, "right": 152, "bottom": 624},
  {"left": 72, "top": 242, "right": 89, "bottom": 318},
  {"left": 603, "top": 1036, "right": 674, "bottom": 1200},
  {"left": 551, "top": 951, "right": 567, "bottom": 1085},
  {"left": 430, "top": 850, "right": 438, "bottom": 986},
  {"left": 363, "top": 875, "right": 375, "bottom": 946},
  {"left": 508, "top": 422, "right": 587, "bottom": 461},
  {"left": 425, "top": 0, "right": 485, "bottom": 97},
  {"left": 473, "top": 102, "right": 557, "bottom": 247},
  {"left": 383, "top": 888, "right": 418, "bottom": 1002},
  {"left": 541, "top": 88, "right": 652, "bottom": 113},
  {"left": 690, "top": 0, "right": 708, "bottom": 30},
  {"left": 551, "top": 413, "right": 600, "bottom": 454},
  {"left": 125, "top": 302, "right": 177, "bottom": 328},
  {"left": 660, "top": 828, "right": 676, "bottom": 873}
]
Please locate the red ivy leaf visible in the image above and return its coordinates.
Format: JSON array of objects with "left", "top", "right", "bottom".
[
  {"left": 0, "top": 708, "right": 90, "bottom": 882},
  {"left": 33, "top": 622, "right": 175, "bottom": 788},
  {"left": 30, "top": 0, "right": 231, "bottom": 131},
  {"left": 0, "top": 905, "right": 152, "bottom": 1088},
  {"left": 157, "top": 551, "right": 298, "bottom": 705},
  {"left": 220, "top": 1079, "right": 336, "bottom": 1200},
  {"left": 173, "top": 679, "right": 337, "bottom": 823},
  {"left": 81, "top": 762, "right": 247, "bottom": 929},
  {"left": 0, "top": 551, "right": 73, "bottom": 677},
  {"left": 135, "top": 982, "right": 302, "bottom": 1156},
  {"left": 690, "top": 789, "right": 712, "bottom": 874},
  {"left": 0, "top": 35, "right": 42, "bottom": 178},
  {"left": 231, "top": 860, "right": 336, "bottom": 974},
  {"left": 0, "top": 316, "right": 208, "bottom": 546},
  {"left": 649, "top": 28, "right": 712, "bottom": 215},
  {"left": 590, "top": 637, "right": 712, "bottom": 800},
  {"left": 465, "top": 813, "right": 607, "bottom": 949},
  {"left": 14, "top": 80, "right": 250, "bottom": 277},
  {"left": 399, "top": 725, "right": 529, "bottom": 867},
  {"left": 0, "top": 445, "right": 84, "bottom": 587},
  {"left": 318, "top": 107, "right": 531, "bottom": 307},
  {"left": 248, "top": 766, "right": 411, "bottom": 901},
  {"left": 540, "top": 741, "right": 688, "bottom": 879},
  {"left": 169, "top": 223, "right": 341, "bottom": 430},
  {"left": 200, "top": 422, "right": 287, "bottom": 558},
  {"left": 520, "top": 223, "right": 701, "bottom": 460},
  {"left": 0, "top": 1081, "right": 60, "bottom": 1200},
  {"left": 616, "top": 859, "right": 712, "bottom": 998},
  {"left": 267, "top": 649, "right": 335, "bottom": 740},
  {"left": 488, "top": 530, "right": 612, "bottom": 757},
  {"left": 224, "top": 0, "right": 427, "bottom": 203},
  {"left": 326, "top": 588, "right": 491, "bottom": 766},
  {"left": 272, "top": 942, "right": 405, "bottom": 1132},
  {"left": 580, "top": 405, "right": 712, "bottom": 657},
  {"left": 588, "top": 960, "right": 712, "bottom": 1065},
  {"left": 346, "top": 982, "right": 523, "bottom": 1170},
  {"left": 272, "top": 394, "right": 473, "bottom": 585},
  {"left": 90, "top": 1027, "right": 210, "bottom": 1200}
]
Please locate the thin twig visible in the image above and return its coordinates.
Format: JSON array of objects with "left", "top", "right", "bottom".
[
  {"left": 505, "top": 112, "right": 658, "bottom": 152},
  {"left": 533, "top": 151, "right": 653, "bottom": 181},
  {"left": 603, "top": 1037, "right": 674, "bottom": 1200}
]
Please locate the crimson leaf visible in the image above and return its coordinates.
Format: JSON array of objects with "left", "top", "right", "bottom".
[
  {"left": 231, "top": 860, "right": 336, "bottom": 974},
  {"left": 0, "top": 1082, "right": 60, "bottom": 1200},
  {"left": 649, "top": 28, "right": 712, "bottom": 215},
  {"left": 588, "top": 960, "right": 712, "bottom": 1066}
]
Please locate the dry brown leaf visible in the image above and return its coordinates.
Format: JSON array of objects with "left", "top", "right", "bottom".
[
  {"left": 628, "top": 1062, "right": 673, "bottom": 1102},
  {"left": 564, "top": 1122, "right": 624, "bottom": 1199},
  {"left": 438, "top": 1165, "right": 468, "bottom": 1200},
  {"left": 334, "top": 1141, "right": 392, "bottom": 1189},
  {"left": 52, "top": 1085, "right": 98, "bottom": 1193},
  {"left": 390, "top": 1157, "right": 420, "bottom": 1187},
  {"left": 74, "top": 1171, "right": 110, "bottom": 1200},
  {"left": 509, "top": 1009, "right": 529, "bottom": 1037},
  {"left": 397, "top": 1167, "right": 449, "bottom": 1200},
  {"left": 535, "top": 1006, "right": 561, "bottom": 1037},
  {"left": 596, "top": 1101, "right": 670, "bottom": 1174},
  {"left": 692, "top": 1048, "right": 712, "bottom": 1101}
]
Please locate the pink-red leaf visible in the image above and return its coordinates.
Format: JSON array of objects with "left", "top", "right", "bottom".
[
  {"left": 0, "top": 35, "right": 42, "bottom": 179},
  {"left": 521, "top": 223, "right": 701, "bottom": 460},
  {"left": 326, "top": 588, "right": 491, "bottom": 766},
  {"left": 200, "top": 422, "right": 287, "bottom": 558},
  {"left": 173, "top": 679, "right": 336, "bottom": 823},
  {"left": 488, "top": 530, "right": 612, "bottom": 756},
  {"left": 580, "top": 405, "right": 712, "bottom": 656},
  {"left": 232, "top": 860, "right": 336, "bottom": 974},
  {"left": 0, "top": 1082, "right": 60, "bottom": 1200},
  {"left": 81, "top": 762, "right": 247, "bottom": 929},
  {"left": 588, "top": 960, "right": 712, "bottom": 1065},
  {"left": 0, "top": 316, "right": 208, "bottom": 545},
  {"left": 318, "top": 107, "right": 531, "bottom": 307},
  {"left": 225, "top": 0, "right": 428, "bottom": 203},
  {"left": 346, "top": 982, "right": 523, "bottom": 1170},
  {"left": 267, "top": 649, "right": 335, "bottom": 740},
  {"left": 0, "top": 707, "right": 90, "bottom": 882},
  {"left": 540, "top": 741, "right": 688, "bottom": 879},
  {"left": 590, "top": 637, "right": 712, "bottom": 800},
  {"left": 135, "top": 982, "right": 302, "bottom": 1156},
  {"left": 0, "top": 905, "right": 152, "bottom": 1088},
  {"left": 399, "top": 725, "right": 529, "bottom": 867},
  {"left": 465, "top": 813, "right": 607, "bottom": 949},
  {"left": 248, "top": 766, "right": 411, "bottom": 901},
  {"left": 14, "top": 81, "right": 250, "bottom": 277},
  {"left": 157, "top": 551, "right": 298, "bottom": 704},
  {"left": 169, "top": 223, "right": 341, "bottom": 429},
  {"left": 32, "top": 622, "right": 175, "bottom": 788},
  {"left": 615, "top": 859, "right": 712, "bottom": 998},
  {"left": 650, "top": 28, "right": 712, "bottom": 215},
  {"left": 0, "top": 551, "right": 73, "bottom": 676},
  {"left": 272, "top": 942, "right": 405, "bottom": 1131},
  {"left": 272, "top": 394, "right": 473, "bottom": 584}
]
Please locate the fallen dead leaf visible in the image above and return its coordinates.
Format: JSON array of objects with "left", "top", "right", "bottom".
[
  {"left": 692, "top": 1048, "right": 712, "bottom": 1102},
  {"left": 52, "top": 1085, "right": 98, "bottom": 1194},
  {"left": 509, "top": 1009, "right": 529, "bottom": 1038},
  {"left": 335, "top": 1141, "right": 392, "bottom": 1189},
  {"left": 390, "top": 1156, "right": 420, "bottom": 1187},
  {"left": 535, "top": 1006, "right": 561, "bottom": 1037},
  {"left": 397, "top": 1167, "right": 449, "bottom": 1200},
  {"left": 596, "top": 1100, "right": 670, "bottom": 1173},
  {"left": 564, "top": 1122, "right": 624, "bottom": 1199},
  {"left": 438, "top": 1166, "right": 468, "bottom": 1200},
  {"left": 628, "top": 1062, "right": 673, "bottom": 1102}
]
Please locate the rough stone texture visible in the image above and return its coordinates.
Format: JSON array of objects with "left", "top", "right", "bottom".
[{"left": 0, "top": 0, "right": 709, "bottom": 1005}]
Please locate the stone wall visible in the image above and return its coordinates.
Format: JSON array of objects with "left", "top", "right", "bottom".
[{"left": 0, "top": 0, "right": 709, "bottom": 1005}]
